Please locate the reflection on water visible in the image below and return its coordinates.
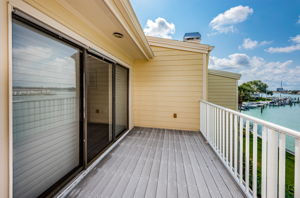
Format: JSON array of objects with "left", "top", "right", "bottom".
[{"left": 242, "top": 103, "right": 300, "bottom": 152}]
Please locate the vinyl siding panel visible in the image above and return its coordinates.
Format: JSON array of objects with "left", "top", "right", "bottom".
[
  {"left": 133, "top": 46, "right": 204, "bottom": 131},
  {"left": 208, "top": 74, "right": 238, "bottom": 110}
]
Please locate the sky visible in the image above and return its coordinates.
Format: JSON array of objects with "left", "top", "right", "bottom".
[{"left": 130, "top": 0, "right": 300, "bottom": 90}]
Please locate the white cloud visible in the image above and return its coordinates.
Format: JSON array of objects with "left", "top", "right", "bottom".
[
  {"left": 291, "top": 34, "right": 300, "bottom": 44},
  {"left": 297, "top": 16, "right": 300, "bottom": 24},
  {"left": 266, "top": 45, "right": 300, "bottom": 53},
  {"left": 265, "top": 34, "right": 300, "bottom": 53},
  {"left": 143, "top": 17, "right": 175, "bottom": 39},
  {"left": 13, "top": 46, "right": 52, "bottom": 61},
  {"left": 209, "top": 53, "right": 251, "bottom": 69},
  {"left": 13, "top": 45, "right": 77, "bottom": 88},
  {"left": 209, "top": 53, "right": 299, "bottom": 89},
  {"left": 239, "top": 38, "right": 272, "bottom": 50},
  {"left": 209, "top": 5, "right": 253, "bottom": 33}
]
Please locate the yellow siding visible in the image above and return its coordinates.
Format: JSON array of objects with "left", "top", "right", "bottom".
[
  {"left": 208, "top": 74, "right": 238, "bottom": 110},
  {"left": 133, "top": 46, "right": 204, "bottom": 131}
]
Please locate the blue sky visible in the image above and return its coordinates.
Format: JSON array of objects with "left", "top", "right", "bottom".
[{"left": 131, "top": 0, "right": 300, "bottom": 90}]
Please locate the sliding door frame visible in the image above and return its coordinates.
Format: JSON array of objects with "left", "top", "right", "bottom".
[
  {"left": 84, "top": 51, "right": 115, "bottom": 167},
  {"left": 11, "top": 13, "right": 85, "bottom": 198},
  {"left": 83, "top": 52, "right": 130, "bottom": 166},
  {"left": 114, "top": 64, "right": 130, "bottom": 139}
]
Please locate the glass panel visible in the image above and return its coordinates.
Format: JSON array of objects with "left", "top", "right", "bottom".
[
  {"left": 115, "top": 65, "right": 129, "bottom": 137},
  {"left": 12, "top": 19, "right": 80, "bottom": 198},
  {"left": 86, "top": 54, "right": 112, "bottom": 163}
]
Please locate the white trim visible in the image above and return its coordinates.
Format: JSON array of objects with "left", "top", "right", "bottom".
[
  {"left": 8, "top": 3, "right": 13, "bottom": 198},
  {"left": 202, "top": 53, "right": 208, "bottom": 100},
  {"left": 129, "top": 68, "right": 133, "bottom": 129},
  {"left": 236, "top": 80, "right": 239, "bottom": 111},
  {"left": 8, "top": 0, "right": 132, "bottom": 69},
  {"left": 147, "top": 36, "right": 214, "bottom": 54},
  {"left": 55, "top": 127, "right": 133, "bottom": 198}
]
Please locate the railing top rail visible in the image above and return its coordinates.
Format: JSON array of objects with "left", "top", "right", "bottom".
[{"left": 201, "top": 100, "right": 300, "bottom": 139}]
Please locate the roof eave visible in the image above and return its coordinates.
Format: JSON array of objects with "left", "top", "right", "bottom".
[
  {"left": 104, "top": 0, "right": 154, "bottom": 60},
  {"left": 208, "top": 69, "right": 241, "bottom": 80},
  {"left": 147, "top": 36, "right": 214, "bottom": 54}
]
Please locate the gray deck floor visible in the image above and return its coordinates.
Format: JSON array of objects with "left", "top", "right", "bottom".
[{"left": 67, "top": 127, "right": 245, "bottom": 198}]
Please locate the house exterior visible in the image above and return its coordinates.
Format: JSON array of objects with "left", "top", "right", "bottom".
[
  {"left": 0, "top": 0, "right": 215, "bottom": 197},
  {"left": 3, "top": 1, "right": 299, "bottom": 198},
  {"left": 208, "top": 69, "right": 241, "bottom": 110}
]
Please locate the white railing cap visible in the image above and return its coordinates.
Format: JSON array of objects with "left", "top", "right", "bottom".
[{"left": 201, "top": 100, "right": 300, "bottom": 139}]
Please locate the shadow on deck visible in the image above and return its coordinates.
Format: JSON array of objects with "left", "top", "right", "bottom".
[{"left": 66, "top": 127, "right": 245, "bottom": 198}]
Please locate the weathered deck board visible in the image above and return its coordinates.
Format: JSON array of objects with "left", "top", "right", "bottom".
[{"left": 67, "top": 127, "right": 245, "bottom": 198}]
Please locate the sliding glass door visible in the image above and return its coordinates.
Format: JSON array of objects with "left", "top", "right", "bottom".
[
  {"left": 86, "top": 54, "right": 113, "bottom": 163},
  {"left": 12, "top": 13, "right": 129, "bottom": 197},
  {"left": 115, "top": 65, "right": 129, "bottom": 137},
  {"left": 12, "top": 18, "right": 82, "bottom": 198}
]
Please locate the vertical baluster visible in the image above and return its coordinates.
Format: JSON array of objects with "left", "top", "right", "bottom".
[
  {"left": 278, "top": 133, "right": 286, "bottom": 198},
  {"left": 261, "top": 127, "right": 267, "bottom": 198},
  {"left": 230, "top": 113, "right": 233, "bottom": 170},
  {"left": 253, "top": 123, "right": 258, "bottom": 198},
  {"left": 210, "top": 106, "right": 212, "bottom": 144},
  {"left": 222, "top": 110, "right": 225, "bottom": 159},
  {"left": 217, "top": 108, "right": 219, "bottom": 152},
  {"left": 267, "top": 129, "right": 278, "bottom": 198},
  {"left": 219, "top": 109, "right": 222, "bottom": 154},
  {"left": 212, "top": 107, "right": 215, "bottom": 147},
  {"left": 294, "top": 138, "right": 300, "bottom": 198},
  {"left": 214, "top": 108, "right": 216, "bottom": 148},
  {"left": 226, "top": 111, "right": 229, "bottom": 164},
  {"left": 220, "top": 110, "right": 222, "bottom": 155},
  {"left": 245, "top": 120, "right": 250, "bottom": 192},
  {"left": 206, "top": 104, "right": 209, "bottom": 141},
  {"left": 234, "top": 115, "right": 238, "bottom": 176},
  {"left": 211, "top": 106, "right": 214, "bottom": 144},
  {"left": 239, "top": 117, "right": 244, "bottom": 184},
  {"left": 200, "top": 102, "right": 203, "bottom": 133}
]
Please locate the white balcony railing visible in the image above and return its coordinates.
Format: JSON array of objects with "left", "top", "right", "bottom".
[{"left": 200, "top": 100, "right": 300, "bottom": 198}]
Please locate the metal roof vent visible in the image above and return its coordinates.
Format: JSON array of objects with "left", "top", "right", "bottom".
[{"left": 183, "top": 32, "right": 201, "bottom": 43}]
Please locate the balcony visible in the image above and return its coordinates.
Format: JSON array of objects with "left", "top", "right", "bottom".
[
  {"left": 56, "top": 101, "right": 300, "bottom": 198},
  {"left": 200, "top": 100, "right": 300, "bottom": 198},
  {"left": 62, "top": 127, "right": 245, "bottom": 198}
]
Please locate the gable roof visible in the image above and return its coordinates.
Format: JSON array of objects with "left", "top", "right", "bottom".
[
  {"left": 208, "top": 69, "right": 241, "bottom": 80},
  {"left": 147, "top": 36, "right": 214, "bottom": 54}
]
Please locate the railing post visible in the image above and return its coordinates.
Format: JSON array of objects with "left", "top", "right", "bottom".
[
  {"left": 222, "top": 110, "right": 225, "bottom": 158},
  {"left": 214, "top": 107, "right": 217, "bottom": 148},
  {"left": 207, "top": 104, "right": 210, "bottom": 142},
  {"left": 295, "top": 138, "right": 300, "bottom": 197},
  {"left": 261, "top": 127, "right": 268, "bottom": 198},
  {"left": 226, "top": 111, "right": 229, "bottom": 164},
  {"left": 239, "top": 117, "right": 243, "bottom": 184},
  {"left": 245, "top": 120, "right": 250, "bottom": 192},
  {"left": 253, "top": 123, "right": 258, "bottom": 198},
  {"left": 278, "top": 133, "right": 286, "bottom": 198},
  {"left": 230, "top": 113, "right": 233, "bottom": 170},
  {"left": 266, "top": 129, "right": 278, "bottom": 198},
  {"left": 234, "top": 115, "right": 238, "bottom": 177}
]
